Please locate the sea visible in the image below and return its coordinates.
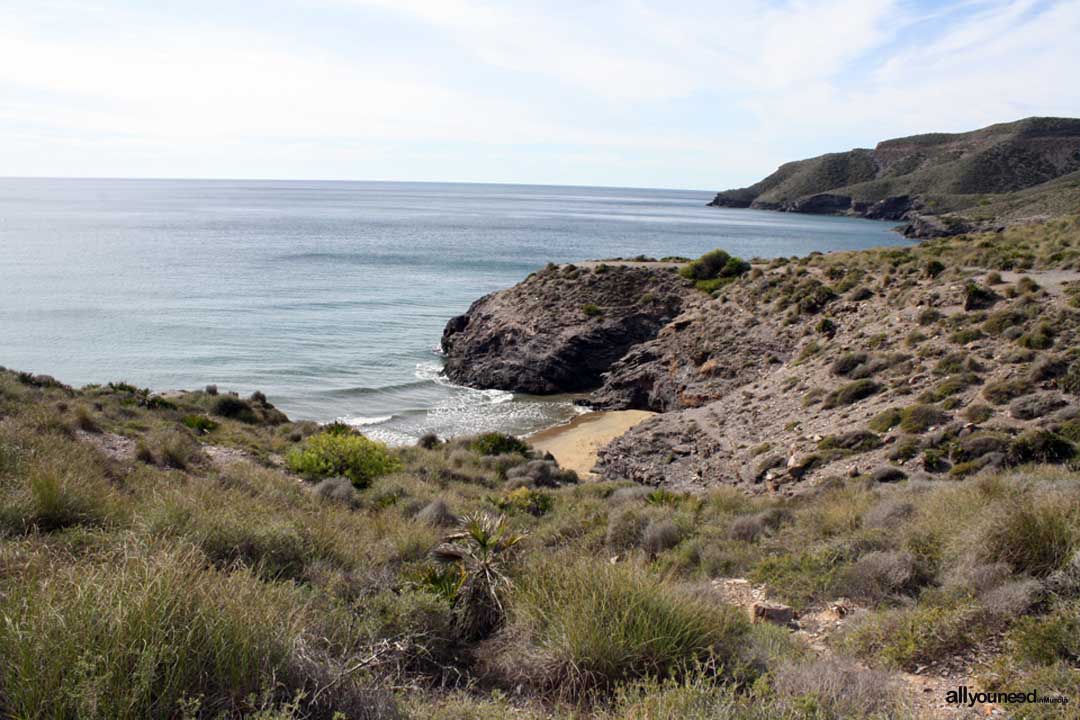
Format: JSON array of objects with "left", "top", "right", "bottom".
[{"left": 0, "top": 179, "right": 910, "bottom": 443}]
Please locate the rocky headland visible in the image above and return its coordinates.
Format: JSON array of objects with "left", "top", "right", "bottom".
[
  {"left": 443, "top": 219, "right": 1080, "bottom": 494},
  {"left": 708, "top": 117, "right": 1080, "bottom": 238}
]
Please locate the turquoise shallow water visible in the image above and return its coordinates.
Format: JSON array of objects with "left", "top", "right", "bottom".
[{"left": 0, "top": 179, "right": 909, "bottom": 442}]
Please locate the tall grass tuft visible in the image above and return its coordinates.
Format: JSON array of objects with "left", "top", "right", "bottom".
[
  {"left": 0, "top": 545, "right": 311, "bottom": 719},
  {"left": 498, "top": 558, "right": 749, "bottom": 699}
]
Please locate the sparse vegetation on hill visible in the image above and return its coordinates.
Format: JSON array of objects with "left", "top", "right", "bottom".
[
  {"left": 709, "top": 117, "right": 1080, "bottom": 237},
  {"left": 5, "top": 215, "right": 1080, "bottom": 718},
  {"left": 2, "top": 367, "right": 1079, "bottom": 718}
]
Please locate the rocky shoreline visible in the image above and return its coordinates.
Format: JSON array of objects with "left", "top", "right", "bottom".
[
  {"left": 442, "top": 221, "right": 1080, "bottom": 491},
  {"left": 707, "top": 117, "right": 1080, "bottom": 239}
]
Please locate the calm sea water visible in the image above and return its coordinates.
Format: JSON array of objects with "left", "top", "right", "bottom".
[{"left": 0, "top": 179, "right": 908, "bottom": 442}]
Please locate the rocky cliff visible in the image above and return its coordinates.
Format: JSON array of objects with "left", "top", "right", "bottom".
[
  {"left": 444, "top": 219, "right": 1080, "bottom": 494},
  {"left": 441, "top": 262, "right": 701, "bottom": 393},
  {"left": 710, "top": 117, "right": 1080, "bottom": 237}
]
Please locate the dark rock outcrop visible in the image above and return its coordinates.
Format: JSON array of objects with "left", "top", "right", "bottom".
[{"left": 440, "top": 263, "right": 699, "bottom": 394}]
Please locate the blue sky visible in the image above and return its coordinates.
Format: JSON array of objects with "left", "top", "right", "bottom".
[{"left": 2, "top": 0, "right": 1078, "bottom": 189}]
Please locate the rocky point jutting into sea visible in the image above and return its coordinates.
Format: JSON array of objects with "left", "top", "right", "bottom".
[
  {"left": 706, "top": 116, "right": 1080, "bottom": 239},
  {"left": 443, "top": 220, "right": 1080, "bottom": 494}
]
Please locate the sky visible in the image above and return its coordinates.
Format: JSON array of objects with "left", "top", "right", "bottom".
[{"left": 1, "top": 0, "right": 1079, "bottom": 189}]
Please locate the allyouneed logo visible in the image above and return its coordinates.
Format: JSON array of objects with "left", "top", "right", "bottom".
[{"left": 946, "top": 686, "right": 1069, "bottom": 708}]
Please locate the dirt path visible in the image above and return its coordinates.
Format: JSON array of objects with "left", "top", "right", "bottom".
[{"left": 710, "top": 578, "right": 1005, "bottom": 719}]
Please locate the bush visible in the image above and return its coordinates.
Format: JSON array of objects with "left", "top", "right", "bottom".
[
  {"left": 182, "top": 414, "right": 218, "bottom": 434},
  {"left": 831, "top": 352, "right": 869, "bottom": 377},
  {"left": 313, "top": 476, "right": 360, "bottom": 506},
  {"left": 917, "top": 308, "right": 942, "bottom": 325},
  {"left": 581, "top": 303, "right": 603, "bottom": 317},
  {"left": 981, "top": 502, "right": 1074, "bottom": 577},
  {"left": 1007, "top": 430, "right": 1075, "bottom": 465},
  {"left": 417, "top": 432, "right": 441, "bottom": 449},
  {"left": 964, "top": 404, "right": 993, "bottom": 423},
  {"left": 1006, "top": 605, "right": 1080, "bottom": 666},
  {"left": 845, "top": 602, "right": 980, "bottom": 670},
  {"left": 1017, "top": 322, "right": 1055, "bottom": 350},
  {"left": 818, "top": 431, "right": 882, "bottom": 453},
  {"left": 286, "top": 432, "right": 401, "bottom": 488},
  {"left": 679, "top": 249, "right": 750, "bottom": 282},
  {"left": 156, "top": 430, "right": 205, "bottom": 470},
  {"left": 468, "top": 432, "right": 529, "bottom": 457},
  {"left": 898, "top": 404, "right": 948, "bottom": 434},
  {"left": 502, "top": 559, "right": 749, "bottom": 698},
  {"left": 963, "top": 281, "right": 998, "bottom": 310},
  {"left": 642, "top": 519, "right": 683, "bottom": 555},
  {"left": 606, "top": 507, "right": 647, "bottom": 550},
  {"left": 211, "top": 395, "right": 257, "bottom": 423},
  {"left": 837, "top": 551, "right": 916, "bottom": 603},
  {"left": 823, "top": 380, "right": 882, "bottom": 408},
  {"left": 412, "top": 498, "right": 455, "bottom": 526},
  {"left": 0, "top": 547, "right": 341, "bottom": 720},
  {"left": 868, "top": 408, "right": 902, "bottom": 432},
  {"left": 984, "top": 378, "right": 1033, "bottom": 405},
  {"left": 505, "top": 459, "right": 577, "bottom": 488}
]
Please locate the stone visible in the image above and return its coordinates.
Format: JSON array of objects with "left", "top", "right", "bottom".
[{"left": 750, "top": 602, "right": 797, "bottom": 627}]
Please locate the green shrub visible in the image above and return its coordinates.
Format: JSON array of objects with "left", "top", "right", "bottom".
[
  {"left": 818, "top": 431, "right": 882, "bottom": 453},
  {"left": 823, "top": 380, "right": 882, "bottom": 408},
  {"left": 468, "top": 432, "right": 529, "bottom": 456},
  {"left": 286, "top": 432, "right": 401, "bottom": 488},
  {"left": 211, "top": 395, "right": 257, "bottom": 423},
  {"left": 919, "top": 373, "right": 979, "bottom": 403},
  {"left": 831, "top": 352, "right": 869, "bottom": 377},
  {"left": 868, "top": 408, "right": 902, "bottom": 433},
  {"left": 964, "top": 404, "right": 993, "bottom": 423},
  {"left": 1017, "top": 322, "right": 1055, "bottom": 350},
  {"left": 581, "top": 303, "right": 603, "bottom": 317},
  {"left": 963, "top": 281, "right": 998, "bottom": 310},
  {"left": 950, "top": 327, "right": 985, "bottom": 345},
  {"left": 925, "top": 259, "right": 946, "bottom": 278},
  {"left": 492, "top": 487, "right": 553, "bottom": 516},
  {"left": 1006, "top": 605, "right": 1080, "bottom": 666},
  {"left": 679, "top": 249, "right": 750, "bottom": 283},
  {"left": 750, "top": 551, "right": 845, "bottom": 610},
  {"left": 984, "top": 379, "right": 1033, "bottom": 405},
  {"left": 917, "top": 308, "right": 942, "bottom": 325},
  {"left": 1007, "top": 430, "right": 1075, "bottom": 466},
  {"left": 845, "top": 602, "right": 980, "bottom": 670},
  {"left": 504, "top": 558, "right": 750, "bottom": 697},
  {"left": 898, "top": 404, "right": 948, "bottom": 434},
  {"left": 181, "top": 414, "right": 218, "bottom": 433},
  {"left": 933, "top": 351, "right": 969, "bottom": 376}
]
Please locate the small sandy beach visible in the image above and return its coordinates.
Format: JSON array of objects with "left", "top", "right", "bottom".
[{"left": 529, "top": 410, "right": 655, "bottom": 477}]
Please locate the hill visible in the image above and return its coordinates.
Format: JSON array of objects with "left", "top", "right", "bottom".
[{"left": 709, "top": 117, "right": 1080, "bottom": 237}]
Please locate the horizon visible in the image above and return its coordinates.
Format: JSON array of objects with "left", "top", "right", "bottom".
[
  {"left": 3, "top": 112, "right": 1078, "bottom": 192},
  {"left": 3, "top": 0, "right": 1079, "bottom": 189}
]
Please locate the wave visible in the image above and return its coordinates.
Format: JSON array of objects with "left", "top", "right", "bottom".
[
  {"left": 415, "top": 361, "right": 514, "bottom": 404},
  {"left": 340, "top": 414, "right": 394, "bottom": 427}
]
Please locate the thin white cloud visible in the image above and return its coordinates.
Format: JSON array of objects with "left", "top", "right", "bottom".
[{"left": 0, "top": 0, "right": 1077, "bottom": 185}]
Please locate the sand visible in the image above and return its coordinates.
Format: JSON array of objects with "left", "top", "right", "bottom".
[{"left": 528, "top": 410, "right": 655, "bottom": 477}]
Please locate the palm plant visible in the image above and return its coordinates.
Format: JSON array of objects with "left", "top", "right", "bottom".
[{"left": 432, "top": 512, "right": 524, "bottom": 641}]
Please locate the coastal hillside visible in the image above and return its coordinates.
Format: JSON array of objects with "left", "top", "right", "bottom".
[
  {"left": 443, "top": 218, "right": 1080, "bottom": 495},
  {"left": 2, "top": 221, "right": 1079, "bottom": 718},
  {"left": 708, "top": 117, "right": 1080, "bottom": 237},
  {"left": 4, "top": 224, "right": 1080, "bottom": 716}
]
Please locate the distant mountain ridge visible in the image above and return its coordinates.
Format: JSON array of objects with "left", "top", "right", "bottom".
[{"left": 710, "top": 117, "right": 1080, "bottom": 237}]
